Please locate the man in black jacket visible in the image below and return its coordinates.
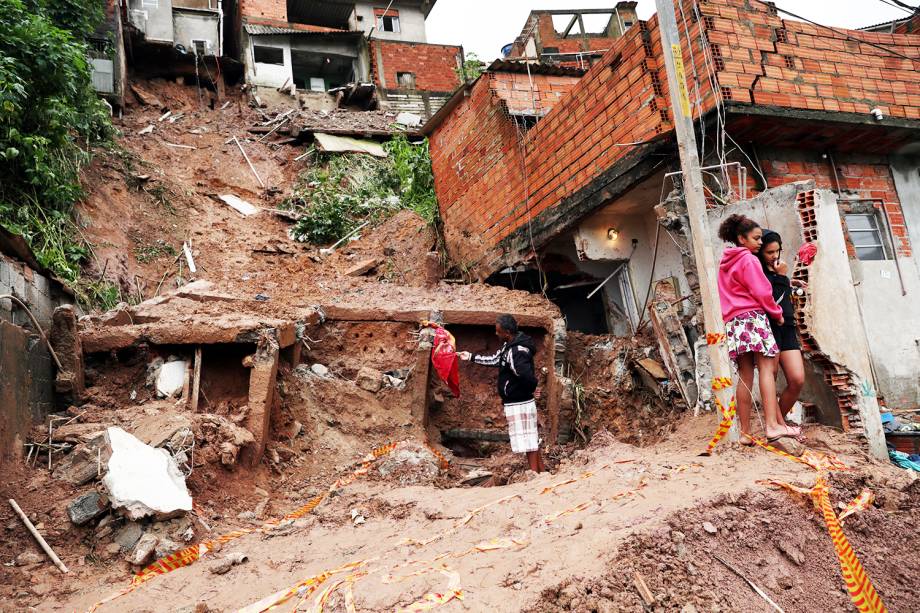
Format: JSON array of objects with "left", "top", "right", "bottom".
[{"left": 460, "top": 314, "right": 546, "bottom": 472}]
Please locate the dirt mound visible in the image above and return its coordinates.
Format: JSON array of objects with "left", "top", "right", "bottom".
[
  {"left": 529, "top": 475, "right": 920, "bottom": 612},
  {"left": 328, "top": 210, "right": 440, "bottom": 285},
  {"left": 565, "top": 332, "right": 683, "bottom": 446}
]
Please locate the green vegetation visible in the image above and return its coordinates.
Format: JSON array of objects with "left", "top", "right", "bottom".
[
  {"left": 285, "top": 134, "right": 439, "bottom": 245},
  {"left": 134, "top": 239, "right": 178, "bottom": 263},
  {"left": 0, "top": 0, "right": 113, "bottom": 304},
  {"left": 456, "top": 52, "right": 486, "bottom": 82}
]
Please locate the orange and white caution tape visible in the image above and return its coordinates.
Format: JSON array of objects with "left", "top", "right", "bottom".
[
  {"left": 839, "top": 490, "right": 874, "bottom": 523},
  {"left": 701, "top": 373, "right": 736, "bottom": 456},
  {"left": 812, "top": 476, "right": 887, "bottom": 613},
  {"left": 540, "top": 471, "right": 593, "bottom": 495},
  {"left": 395, "top": 567, "right": 463, "bottom": 613},
  {"left": 544, "top": 500, "right": 593, "bottom": 523},
  {"left": 757, "top": 465, "right": 884, "bottom": 610},
  {"left": 404, "top": 493, "right": 521, "bottom": 547}
]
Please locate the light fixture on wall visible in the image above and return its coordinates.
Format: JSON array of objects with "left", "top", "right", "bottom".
[{"left": 607, "top": 228, "right": 619, "bottom": 241}]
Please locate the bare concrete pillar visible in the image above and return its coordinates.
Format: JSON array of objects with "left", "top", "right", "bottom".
[
  {"left": 243, "top": 332, "right": 279, "bottom": 467},
  {"left": 411, "top": 327, "right": 436, "bottom": 431},
  {"left": 50, "top": 305, "right": 84, "bottom": 403}
]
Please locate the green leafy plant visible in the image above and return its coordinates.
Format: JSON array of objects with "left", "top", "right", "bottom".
[
  {"left": 455, "top": 52, "right": 486, "bottom": 83},
  {"left": 0, "top": 0, "right": 113, "bottom": 307},
  {"left": 284, "top": 134, "right": 440, "bottom": 245}
]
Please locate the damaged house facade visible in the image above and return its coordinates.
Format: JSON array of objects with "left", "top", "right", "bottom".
[
  {"left": 236, "top": 0, "right": 463, "bottom": 116},
  {"left": 505, "top": 2, "right": 640, "bottom": 69},
  {"left": 425, "top": 0, "right": 920, "bottom": 453}
]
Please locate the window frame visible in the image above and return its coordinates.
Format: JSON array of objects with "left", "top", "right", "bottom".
[
  {"left": 396, "top": 71, "right": 416, "bottom": 89},
  {"left": 843, "top": 209, "right": 892, "bottom": 261},
  {"left": 375, "top": 10, "right": 401, "bottom": 33},
  {"left": 253, "top": 45, "right": 285, "bottom": 66}
]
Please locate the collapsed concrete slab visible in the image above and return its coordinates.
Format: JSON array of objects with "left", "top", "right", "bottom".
[{"left": 102, "top": 427, "right": 193, "bottom": 520}]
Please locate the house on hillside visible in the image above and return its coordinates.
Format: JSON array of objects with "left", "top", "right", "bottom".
[
  {"left": 505, "top": 2, "right": 639, "bottom": 69},
  {"left": 424, "top": 0, "right": 920, "bottom": 458},
  {"left": 233, "top": 0, "right": 463, "bottom": 117},
  {"left": 88, "top": 0, "right": 129, "bottom": 108}
]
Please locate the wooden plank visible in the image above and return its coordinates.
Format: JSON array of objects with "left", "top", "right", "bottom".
[{"left": 190, "top": 347, "right": 202, "bottom": 413}]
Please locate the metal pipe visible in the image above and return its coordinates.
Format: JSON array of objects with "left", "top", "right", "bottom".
[{"left": 879, "top": 202, "right": 908, "bottom": 296}]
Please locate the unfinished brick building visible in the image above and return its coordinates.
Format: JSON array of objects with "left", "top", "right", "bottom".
[
  {"left": 425, "top": 0, "right": 920, "bottom": 448},
  {"left": 506, "top": 3, "right": 639, "bottom": 69}
]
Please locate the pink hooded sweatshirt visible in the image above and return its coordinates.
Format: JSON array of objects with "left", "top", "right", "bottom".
[{"left": 718, "top": 247, "right": 783, "bottom": 323}]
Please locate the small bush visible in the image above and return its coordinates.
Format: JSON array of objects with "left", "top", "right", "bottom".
[
  {"left": 0, "top": 0, "right": 112, "bottom": 298},
  {"left": 285, "top": 134, "right": 440, "bottom": 245}
]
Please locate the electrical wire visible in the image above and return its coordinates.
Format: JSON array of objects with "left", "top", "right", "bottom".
[
  {"left": 876, "top": 0, "right": 917, "bottom": 15},
  {"left": 753, "top": 0, "right": 919, "bottom": 62},
  {"left": 0, "top": 294, "right": 63, "bottom": 370}
]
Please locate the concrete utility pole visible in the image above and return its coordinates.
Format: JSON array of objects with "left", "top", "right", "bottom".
[{"left": 654, "top": 0, "right": 737, "bottom": 441}]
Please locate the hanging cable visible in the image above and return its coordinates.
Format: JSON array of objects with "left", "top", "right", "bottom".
[
  {"left": 877, "top": 0, "right": 917, "bottom": 14},
  {"left": 753, "top": 0, "right": 919, "bottom": 62}
]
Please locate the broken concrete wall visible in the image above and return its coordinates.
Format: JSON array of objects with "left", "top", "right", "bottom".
[
  {"left": 570, "top": 181, "right": 692, "bottom": 324},
  {"left": 245, "top": 33, "right": 293, "bottom": 88},
  {"left": 709, "top": 185, "right": 886, "bottom": 459}
]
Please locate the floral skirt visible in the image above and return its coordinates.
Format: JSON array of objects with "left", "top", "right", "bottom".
[{"left": 725, "top": 310, "right": 779, "bottom": 361}]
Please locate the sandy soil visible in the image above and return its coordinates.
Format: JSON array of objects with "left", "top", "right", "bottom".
[{"left": 27, "top": 418, "right": 914, "bottom": 613}]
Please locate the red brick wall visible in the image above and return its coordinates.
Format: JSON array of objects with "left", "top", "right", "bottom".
[
  {"left": 429, "top": 75, "right": 525, "bottom": 265},
  {"left": 491, "top": 72, "right": 581, "bottom": 115},
  {"left": 241, "top": 0, "right": 286, "bottom": 23},
  {"left": 700, "top": 0, "right": 920, "bottom": 119},
  {"left": 893, "top": 12, "right": 920, "bottom": 35},
  {"left": 758, "top": 156, "right": 911, "bottom": 257},
  {"left": 371, "top": 40, "right": 462, "bottom": 92}
]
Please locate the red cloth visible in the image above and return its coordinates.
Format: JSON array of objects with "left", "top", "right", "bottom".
[
  {"left": 798, "top": 242, "right": 818, "bottom": 266},
  {"left": 430, "top": 325, "right": 460, "bottom": 398}
]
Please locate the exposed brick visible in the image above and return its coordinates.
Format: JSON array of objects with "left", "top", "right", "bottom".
[{"left": 370, "top": 40, "right": 462, "bottom": 93}]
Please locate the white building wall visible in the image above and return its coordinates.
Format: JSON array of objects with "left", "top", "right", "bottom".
[
  {"left": 173, "top": 11, "right": 220, "bottom": 55},
  {"left": 128, "top": 0, "right": 175, "bottom": 42},
  {"left": 353, "top": 1, "right": 427, "bottom": 42},
  {"left": 245, "top": 34, "right": 292, "bottom": 88}
]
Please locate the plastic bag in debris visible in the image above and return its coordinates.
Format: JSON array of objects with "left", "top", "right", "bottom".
[{"left": 428, "top": 324, "right": 460, "bottom": 398}]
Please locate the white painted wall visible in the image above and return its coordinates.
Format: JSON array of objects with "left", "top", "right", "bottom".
[
  {"left": 246, "top": 34, "right": 292, "bottom": 88},
  {"left": 173, "top": 10, "right": 219, "bottom": 55},
  {"left": 128, "top": 0, "right": 174, "bottom": 42},
  {"left": 575, "top": 206, "right": 691, "bottom": 320},
  {"left": 354, "top": 1, "right": 427, "bottom": 42}
]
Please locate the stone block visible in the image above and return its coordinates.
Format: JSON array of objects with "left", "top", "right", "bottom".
[
  {"left": 68, "top": 491, "right": 108, "bottom": 525},
  {"left": 355, "top": 366, "right": 383, "bottom": 393},
  {"left": 113, "top": 522, "right": 143, "bottom": 551}
]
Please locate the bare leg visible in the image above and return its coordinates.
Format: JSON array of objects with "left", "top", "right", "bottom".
[
  {"left": 757, "top": 354, "right": 796, "bottom": 438},
  {"left": 526, "top": 450, "right": 545, "bottom": 473},
  {"left": 778, "top": 350, "right": 805, "bottom": 417},
  {"left": 735, "top": 354, "right": 755, "bottom": 443}
]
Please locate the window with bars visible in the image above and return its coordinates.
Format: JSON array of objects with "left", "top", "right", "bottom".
[
  {"left": 375, "top": 9, "right": 400, "bottom": 33},
  {"left": 844, "top": 213, "right": 890, "bottom": 260}
]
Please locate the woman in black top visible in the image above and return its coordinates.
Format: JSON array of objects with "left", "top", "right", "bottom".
[{"left": 759, "top": 230, "right": 808, "bottom": 423}]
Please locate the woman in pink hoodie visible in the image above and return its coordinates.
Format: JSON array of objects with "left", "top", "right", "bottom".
[{"left": 716, "top": 214, "right": 800, "bottom": 443}]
